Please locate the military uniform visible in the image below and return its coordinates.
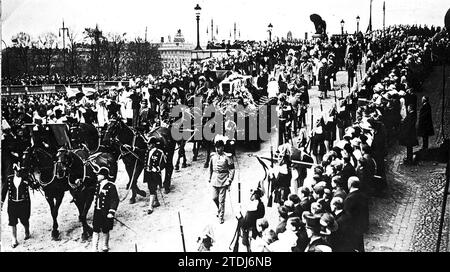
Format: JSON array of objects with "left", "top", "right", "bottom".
[
  {"left": 6, "top": 174, "right": 31, "bottom": 227},
  {"left": 209, "top": 151, "right": 235, "bottom": 223},
  {"left": 92, "top": 180, "right": 119, "bottom": 233},
  {"left": 277, "top": 102, "right": 293, "bottom": 147},
  {"left": 144, "top": 146, "right": 166, "bottom": 195},
  {"left": 138, "top": 106, "right": 154, "bottom": 133}
]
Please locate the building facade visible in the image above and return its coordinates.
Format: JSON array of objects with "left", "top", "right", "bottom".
[{"left": 158, "top": 30, "right": 194, "bottom": 71}]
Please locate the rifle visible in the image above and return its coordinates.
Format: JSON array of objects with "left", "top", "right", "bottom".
[
  {"left": 178, "top": 211, "right": 186, "bottom": 252},
  {"left": 267, "top": 146, "right": 274, "bottom": 207},
  {"left": 228, "top": 212, "right": 243, "bottom": 252}
]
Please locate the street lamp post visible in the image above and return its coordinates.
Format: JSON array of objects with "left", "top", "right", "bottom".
[
  {"left": 356, "top": 16, "right": 360, "bottom": 33},
  {"left": 59, "top": 20, "right": 69, "bottom": 75},
  {"left": 194, "top": 4, "right": 202, "bottom": 50},
  {"left": 340, "top": 20, "right": 345, "bottom": 35},
  {"left": 267, "top": 23, "right": 273, "bottom": 42}
]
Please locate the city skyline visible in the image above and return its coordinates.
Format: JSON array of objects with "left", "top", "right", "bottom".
[{"left": 2, "top": 0, "right": 449, "bottom": 47}]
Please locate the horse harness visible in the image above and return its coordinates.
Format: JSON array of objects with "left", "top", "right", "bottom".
[{"left": 27, "top": 147, "right": 59, "bottom": 188}]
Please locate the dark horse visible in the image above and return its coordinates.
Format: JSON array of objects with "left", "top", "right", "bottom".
[
  {"left": 22, "top": 145, "right": 70, "bottom": 240},
  {"left": 183, "top": 106, "right": 236, "bottom": 168},
  {"left": 103, "top": 118, "right": 176, "bottom": 204},
  {"left": 54, "top": 147, "right": 118, "bottom": 240},
  {"left": 21, "top": 122, "right": 107, "bottom": 241}
]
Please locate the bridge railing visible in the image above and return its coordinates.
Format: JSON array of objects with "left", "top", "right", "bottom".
[{"left": 1, "top": 81, "right": 131, "bottom": 96}]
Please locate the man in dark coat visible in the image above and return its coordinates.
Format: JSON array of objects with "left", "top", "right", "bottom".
[
  {"left": 129, "top": 88, "right": 142, "bottom": 128},
  {"left": 398, "top": 105, "right": 418, "bottom": 164},
  {"left": 330, "top": 197, "right": 353, "bottom": 252},
  {"left": 340, "top": 148, "right": 356, "bottom": 183},
  {"left": 318, "top": 59, "right": 329, "bottom": 99},
  {"left": 344, "top": 176, "right": 369, "bottom": 252},
  {"left": 256, "top": 70, "right": 269, "bottom": 96},
  {"left": 417, "top": 96, "right": 434, "bottom": 150},
  {"left": 137, "top": 99, "right": 155, "bottom": 133},
  {"left": 240, "top": 188, "right": 265, "bottom": 251}
]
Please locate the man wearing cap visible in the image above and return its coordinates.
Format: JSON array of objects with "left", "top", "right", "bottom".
[
  {"left": 92, "top": 169, "right": 120, "bottom": 252},
  {"left": 140, "top": 137, "right": 166, "bottom": 214},
  {"left": 5, "top": 163, "right": 33, "bottom": 248},
  {"left": 208, "top": 140, "right": 235, "bottom": 224}
]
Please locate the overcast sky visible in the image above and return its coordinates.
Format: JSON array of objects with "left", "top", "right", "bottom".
[{"left": 1, "top": 0, "right": 449, "bottom": 46}]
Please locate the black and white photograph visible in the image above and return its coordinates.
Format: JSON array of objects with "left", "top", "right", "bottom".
[{"left": 0, "top": 0, "right": 449, "bottom": 256}]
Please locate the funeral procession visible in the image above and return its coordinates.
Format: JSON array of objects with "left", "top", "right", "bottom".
[{"left": 1, "top": 0, "right": 450, "bottom": 253}]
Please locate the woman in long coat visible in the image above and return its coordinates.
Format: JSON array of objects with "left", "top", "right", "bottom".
[{"left": 417, "top": 96, "right": 434, "bottom": 150}]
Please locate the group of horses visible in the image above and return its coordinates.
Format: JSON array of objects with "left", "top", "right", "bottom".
[{"left": 1, "top": 110, "right": 236, "bottom": 241}]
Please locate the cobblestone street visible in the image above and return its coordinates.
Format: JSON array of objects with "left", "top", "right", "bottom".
[
  {"left": 364, "top": 66, "right": 449, "bottom": 252},
  {"left": 365, "top": 145, "right": 448, "bottom": 252}
]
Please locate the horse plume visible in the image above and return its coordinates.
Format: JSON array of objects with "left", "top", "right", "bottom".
[{"left": 310, "top": 14, "right": 327, "bottom": 35}]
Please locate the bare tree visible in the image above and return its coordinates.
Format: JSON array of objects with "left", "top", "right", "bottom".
[
  {"left": 104, "top": 32, "right": 127, "bottom": 77},
  {"left": 67, "top": 31, "right": 81, "bottom": 76},
  {"left": 38, "top": 32, "right": 58, "bottom": 76},
  {"left": 125, "top": 37, "right": 162, "bottom": 76},
  {"left": 84, "top": 25, "right": 105, "bottom": 77},
  {"left": 11, "top": 32, "right": 32, "bottom": 75}
]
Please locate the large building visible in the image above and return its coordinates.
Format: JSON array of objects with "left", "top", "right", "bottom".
[{"left": 158, "top": 30, "right": 194, "bottom": 71}]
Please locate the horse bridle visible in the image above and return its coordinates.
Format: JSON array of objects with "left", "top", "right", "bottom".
[
  {"left": 25, "top": 147, "right": 58, "bottom": 188},
  {"left": 57, "top": 149, "right": 89, "bottom": 190},
  {"left": 55, "top": 149, "right": 73, "bottom": 180}
]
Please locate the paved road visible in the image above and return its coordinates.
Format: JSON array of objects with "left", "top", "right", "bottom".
[{"left": 1, "top": 66, "right": 448, "bottom": 252}]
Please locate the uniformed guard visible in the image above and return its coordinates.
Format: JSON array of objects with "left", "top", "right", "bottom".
[
  {"left": 143, "top": 137, "right": 166, "bottom": 215},
  {"left": 92, "top": 169, "right": 119, "bottom": 252},
  {"left": 208, "top": 140, "right": 235, "bottom": 224},
  {"left": 277, "top": 93, "right": 294, "bottom": 147},
  {"left": 159, "top": 90, "right": 171, "bottom": 126},
  {"left": 137, "top": 99, "right": 154, "bottom": 133},
  {"left": 6, "top": 163, "right": 32, "bottom": 248}
]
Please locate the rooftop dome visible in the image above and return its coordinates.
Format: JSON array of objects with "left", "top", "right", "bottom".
[{"left": 173, "top": 29, "right": 185, "bottom": 44}]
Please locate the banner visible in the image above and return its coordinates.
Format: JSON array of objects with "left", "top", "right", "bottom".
[
  {"left": 66, "top": 86, "right": 81, "bottom": 98},
  {"left": 82, "top": 87, "right": 97, "bottom": 96}
]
